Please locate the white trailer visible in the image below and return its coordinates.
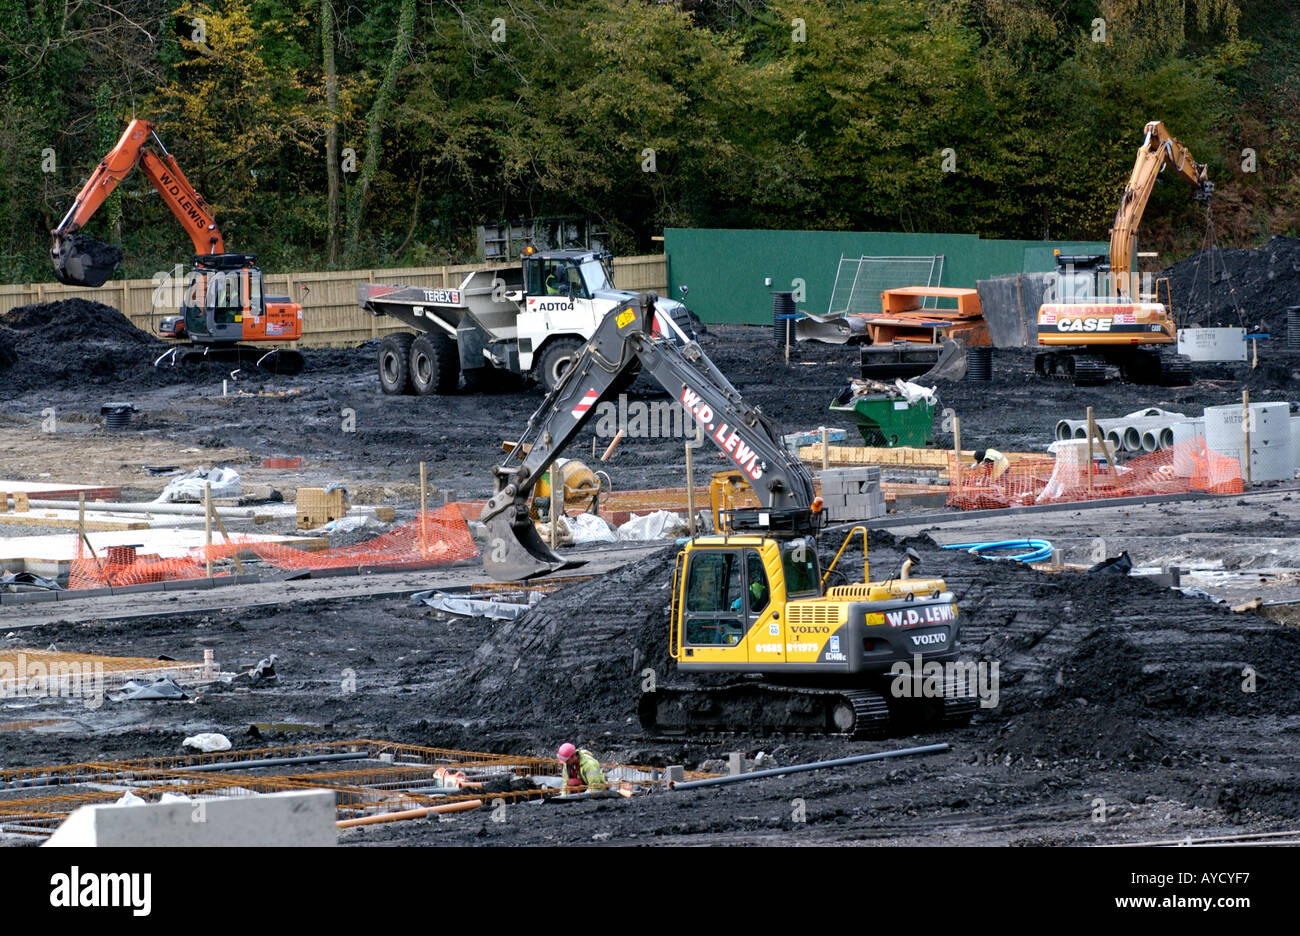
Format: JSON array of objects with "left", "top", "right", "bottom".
[{"left": 358, "top": 248, "right": 695, "bottom": 394}]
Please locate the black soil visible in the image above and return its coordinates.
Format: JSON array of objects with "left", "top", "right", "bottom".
[
  {"left": 0, "top": 299, "right": 183, "bottom": 394},
  {"left": 4, "top": 532, "right": 1299, "bottom": 846},
  {"left": 1160, "top": 234, "right": 1300, "bottom": 335}
]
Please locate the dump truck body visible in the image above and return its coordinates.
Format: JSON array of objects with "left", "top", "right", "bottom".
[{"left": 359, "top": 249, "right": 694, "bottom": 394}]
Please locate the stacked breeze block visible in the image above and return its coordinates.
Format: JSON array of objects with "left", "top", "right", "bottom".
[
  {"left": 818, "top": 466, "right": 885, "bottom": 521},
  {"left": 296, "top": 486, "right": 351, "bottom": 529}
]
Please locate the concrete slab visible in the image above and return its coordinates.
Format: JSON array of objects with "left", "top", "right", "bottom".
[
  {"left": 0, "top": 509, "right": 154, "bottom": 532},
  {"left": 44, "top": 789, "right": 336, "bottom": 847},
  {"left": 0, "top": 481, "right": 120, "bottom": 501}
]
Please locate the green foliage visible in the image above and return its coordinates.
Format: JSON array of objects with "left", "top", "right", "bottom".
[{"left": 0, "top": 0, "right": 1294, "bottom": 282}]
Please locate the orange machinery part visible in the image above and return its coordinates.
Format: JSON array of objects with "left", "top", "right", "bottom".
[{"left": 863, "top": 287, "right": 991, "bottom": 347}]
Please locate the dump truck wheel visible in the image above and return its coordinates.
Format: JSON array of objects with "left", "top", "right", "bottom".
[
  {"left": 536, "top": 337, "right": 585, "bottom": 393},
  {"left": 378, "top": 333, "right": 415, "bottom": 395},
  {"left": 410, "top": 332, "right": 460, "bottom": 396}
]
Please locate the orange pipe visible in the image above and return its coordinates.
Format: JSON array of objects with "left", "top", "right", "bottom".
[{"left": 336, "top": 798, "right": 482, "bottom": 829}]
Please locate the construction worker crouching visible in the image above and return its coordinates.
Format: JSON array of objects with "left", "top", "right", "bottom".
[
  {"left": 971, "top": 448, "right": 1010, "bottom": 481},
  {"left": 557, "top": 742, "right": 607, "bottom": 795}
]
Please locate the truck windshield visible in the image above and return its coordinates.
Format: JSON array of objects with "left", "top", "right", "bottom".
[{"left": 579, "top": 258, "right": 613, "bottom": 293}]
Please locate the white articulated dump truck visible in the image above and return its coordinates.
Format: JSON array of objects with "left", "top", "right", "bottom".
[{"left": 358, "top": 247, "right": 696, "bottom": 395}]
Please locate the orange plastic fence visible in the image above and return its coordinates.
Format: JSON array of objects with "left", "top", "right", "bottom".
[
  {"left": 69, "top": 505, "right": 478, "bottom": 590},
  {"left": 947, "top": 440, "right": 1243, "bottom": 511}
]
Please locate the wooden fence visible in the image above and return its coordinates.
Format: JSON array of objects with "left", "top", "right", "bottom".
[{"left": 0, "top": 255, "right": 668, "bottom": 348}]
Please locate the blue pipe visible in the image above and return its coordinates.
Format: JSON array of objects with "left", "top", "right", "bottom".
[{"left": 942, "top": 539, "right": 1053, "bottom": 564}]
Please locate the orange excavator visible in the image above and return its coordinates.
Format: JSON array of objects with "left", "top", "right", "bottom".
[{"left": 51, "top": 119, "right": 304, "bottom": 373}]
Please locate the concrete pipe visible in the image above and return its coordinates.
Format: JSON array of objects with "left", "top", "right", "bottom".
[
  {"left": 1159, "top": 427, "right": 1174, "bottom": 449},
  {"left": 1123, "top": 425, "right": 1143, "bottom": 452},
  {"left": 1141, "top": 429, "right": 1160, "bottom": 453},
  {"left": 1105, "top": 429, "right": 1124, "bottom": 451},
  {"left": 1073, "top": 425, "right": 1088, "bottom": 439},
  {"left": 1056, "top": 420, "right": 1075, "bottom": 442}
]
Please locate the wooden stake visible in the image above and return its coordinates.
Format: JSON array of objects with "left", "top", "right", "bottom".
[
  {"left": 549, "top": 465, "right": 561, "bottom": 549},
  {"left": 78, "top": 493, "right": 85, "bottom": 548},
  {"left": 951, "top": 416, "right": 961, "bottom": 489},
  {"left": 211, "top": 505, "right": 245, "bottom": 574},
  {"left": 1087, "top": 406, "right": 1095, "bottom": 497},
  {"left": 785, "top": 319, "right": 791, "bottom": 365},
  {"left": 419, "top": 461, "right": 429, "bottom": 552},
  {"left": 821, "top": 426, "right": 830, "bottom": 470},
  {"left": 204, "top": 482, "right": 213, "bottom": 579},
  {"left": 601, "top": 429, "right": 625, "bottom": 462},
  {"left": 1242, "top": 390, "right": 1252, "bottom": 486}
]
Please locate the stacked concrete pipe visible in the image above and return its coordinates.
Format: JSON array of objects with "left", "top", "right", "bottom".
[{"left": 1054, "top": 408, "right": 1187, "bottom": 454}]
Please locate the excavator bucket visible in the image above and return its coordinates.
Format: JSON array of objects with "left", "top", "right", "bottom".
[
  {"left": 51, "top": 233, "right": 123, "bottom": 288},
  {"left": 917, "top": 337, "right": 967, "bottom": 382},
  {"left": 482, "top": 508, "right": 579, "bottom": 581}
]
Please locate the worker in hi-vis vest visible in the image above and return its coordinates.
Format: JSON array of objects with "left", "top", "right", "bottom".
[
  {"left": 557, "top": 742, "right": 607, "bottom": 794},
  {"left": 971, "top": 448, "right": 1010, "bottom": 480}
]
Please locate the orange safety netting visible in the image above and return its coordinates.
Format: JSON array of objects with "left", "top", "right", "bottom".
[
  {"left": 68, "top": 505, "right": 478, "bottom": 590},
  {"left": 947, "top": 439, "right": 1243, "bottom": 511}
]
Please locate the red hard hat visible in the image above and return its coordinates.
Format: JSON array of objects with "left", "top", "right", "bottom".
[{"left": 557, "top": 742, "right": 577, "bottom": 761}]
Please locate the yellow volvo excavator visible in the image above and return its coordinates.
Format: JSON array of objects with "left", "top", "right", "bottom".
[
  {"left": 481, "top": 293, "right": 977, "bottom": 737},
  {"left": 1035, "top": 121, "right": 1212, "bottom": 386}
]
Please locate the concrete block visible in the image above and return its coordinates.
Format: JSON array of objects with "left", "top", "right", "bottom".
[
  {"left": 163, "top": 577, "right": 215, "bottom": 592},
  {"left": 109, "top": 583, "right": 166, "bottom": 596},
  {"left": 44, "top": 789, "right": 337, "bottom": 847},
  {"left": 1, "top": 590, "right": 58, "bottom": 604}
]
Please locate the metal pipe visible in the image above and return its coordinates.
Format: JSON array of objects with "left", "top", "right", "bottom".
[
  {"left": 24, "top": 498, "right": 261, "bottom": 518},
  {"left": 171, "top": 751, "right": 371, "bottom": 773},
  {"left": 669, "top": 743, "right": 949, "bottom": 790},
  {"left": 337, "top": 798, "right": 482, "bottom": 828}
]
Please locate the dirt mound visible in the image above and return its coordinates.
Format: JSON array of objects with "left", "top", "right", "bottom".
[
  {"left": 434, "top": 548, "right": 685, "bottom": 728},
  {"left": 1161, "top": 234, "right": 1300, "bottom": 335},
  {"left": 989, "top": 708, "right": 1171, "bottom": 765},
  {"left": 0, "top": 298, "right": 188, "bottom": 394},
  {"left": 857, "top": 533, "right": 1300, "bottom": 723}
]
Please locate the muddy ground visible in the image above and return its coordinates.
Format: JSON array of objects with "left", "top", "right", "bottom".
[
  {"left": 2, "top": 533, "right": 1297, "bottom": 846},
  {"left": 1, "top": 306, "right": 1294, "bottom": 503},
  {"left": 2, "top": 283, "right": 1300, "bottom": 846}
]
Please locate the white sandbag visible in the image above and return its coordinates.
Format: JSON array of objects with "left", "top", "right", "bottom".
[
  {"left": 154, "top": 467, "right": 241, "bottom": 503},
  {"left": 183, "top": 732, "right": 232, "bottom": 753},
  {"left": 618, "top": 510, "right": 688, "bottom": 541},
  {"left": 567, "top": 512, "right": 617, "bottom": 544}
]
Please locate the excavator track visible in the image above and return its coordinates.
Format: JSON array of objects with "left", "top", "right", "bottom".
[
  {"left": 1070, "top": 356, "right": 1108, "bottom": 387},
  {"left": 155, "top": 344, "right": 305, "bottom": 376},
  {"left": 1035, "top": 351, "right": 1107, "bottom": 386},
  {"left": 1157, "top": 352, "right": 1194, "bottom": 386},
  {"left": 640, "top": 683, "right": 893, "bottom": 739}
]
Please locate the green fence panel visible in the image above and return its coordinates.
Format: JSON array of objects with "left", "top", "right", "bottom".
[{"left": 665, "top": 228, "right": 1107, "bottom": 324}]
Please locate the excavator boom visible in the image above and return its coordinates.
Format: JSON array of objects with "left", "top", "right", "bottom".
[
  {"left": 51, "top": 119, "right": 223, "bottom": 287},
  {"left": 1108, "top": 120, "right": 1212, "bottom": 297},
  {"left": 481, "top": 292, "right": 816, "bottom": 580}
]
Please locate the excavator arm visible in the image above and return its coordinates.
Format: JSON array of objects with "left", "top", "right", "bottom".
[
  {"left": 1108, "top": 120, "right": 1212, "bottom": 297},
  {"left": 51, "top": 118, "right": 223, "bottom": 287},
  {"left": 481, "top": 292, "right": 817, "bottom": 580}
]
